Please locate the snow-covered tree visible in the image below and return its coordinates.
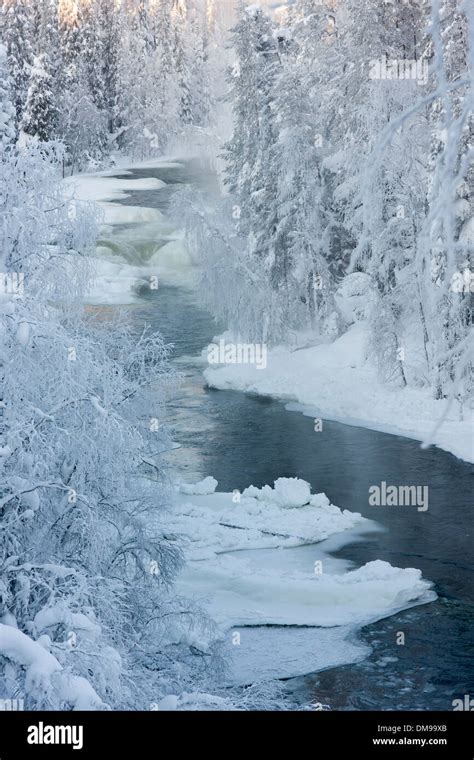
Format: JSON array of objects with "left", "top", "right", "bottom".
[
  {"left": 55, "top": 0, "right": 108, "bottom": 170},
  {"left": 93, "top": 0, "right": 122, "bottom": 133},
  {"left": 351, "top": 0, "right": 472, "bottom": 402},
  {"left": 0, "top": 0, "right": 220, "bottom": 166},
  {"left": 268, "top": 1, "right": 342, "bottom": 339},
  {"left": 417, "top": 0, "right": 473, "bottom": 403},
  {"left": 59, "top": 75, "right": 108, "bottom": 173},
  {"left": 219, "top": 4, "right": 285, "bottom": 342},
  {"left": 1, "top": 0, "right": 34, "bottom": 126},
  {"left": 117, "top": 1, "right": 164, "bottom": 157},
  {"left": 154, "top": 0, "right": 178, "bottom": 125},
  {"left": 0, "top": 139, "right": 216, "bottom": 709},
  {"left": 0, "top": 43, "right": 15, "bottom": 149},
  {"left": 20, "top": 53, "right": 57, "bottom": 142},
  {"left": 171, "top": 0, "right": 193, "bottom": 126},
  {"left": 189, "top": 2, "right": 337, "bottom": 343},
  {"left": 187, "top": 7, "right": 211, "bottom": 128}
]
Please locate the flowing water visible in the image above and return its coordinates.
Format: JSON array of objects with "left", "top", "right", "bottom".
[{"left": 97, "top": 159, "right": 473, "bottom": 711}]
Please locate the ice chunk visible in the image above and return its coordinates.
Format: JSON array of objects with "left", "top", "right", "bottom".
[
  {"left": 180, "top": 476, "right": 218, "bottom": 495},
  {"left": 243, "top": 477, "right": 311, "bottom": 508}
]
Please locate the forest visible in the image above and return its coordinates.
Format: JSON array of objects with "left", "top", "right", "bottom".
[{"left": 0, "top": 0, "right": 472, "bottom": 713}]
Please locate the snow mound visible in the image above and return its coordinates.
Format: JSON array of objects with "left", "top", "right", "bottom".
[
  {"left": 243, "top": 477, "right": 311, "bottom": 508},
  {"left": 180, "top": 476, "right": 218, "bottom": 495}
]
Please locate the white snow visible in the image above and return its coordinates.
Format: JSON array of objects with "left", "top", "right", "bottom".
[
  {"left": 154, "top": 691, "right": 234, "bottom": 711},
  {"left": 176, "top": 547, "right": 436, "bottom": 629},
  {"left": 98, "top": 202, "right": 164, "bottom": 226},
  {"left": 242, "top": 477, "right": 312, "bottom": 508},
  {"left": 335, "top": 271, "right": 377, "bottom": 324},
  {"left": 63, "top": 164, "right": 199, "bottom": 303},
  {"left": 204, "top": 324, "right": 474, "bottom": 463},
  {"left": 15, "top": 321, "right": 30, "bottom": 347},
  {"left": 34, "top": 604, "right": 101, "bottom": 638},
  {"left": 170, "top": 480, "right": 366, "bottom": 560},
  {"left": 168, "top": 478, "right": 436, "bottom": 681},
  {"left": 63, "top": 173, "right": 166, "bottom": 204},
  {"left": 0, "top": 623, "right": 107, "bottom": 710},
  {"left": 180, "top": 476, "right": 218, "bottom": 495}
]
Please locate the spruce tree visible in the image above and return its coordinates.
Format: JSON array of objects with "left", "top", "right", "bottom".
[
  {"left": 0, "top": 43, "right": 16, "bottom": 149},
  {"left": 2, "top": 0, "right": 34, "bottom": 126},
  {"left": 20, "top": 53, "right": 57, "bottom": 142}
]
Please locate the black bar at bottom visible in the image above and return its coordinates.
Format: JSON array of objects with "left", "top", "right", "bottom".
[{"left": 0, "top": 711, "right": 472, "bottom": 757}]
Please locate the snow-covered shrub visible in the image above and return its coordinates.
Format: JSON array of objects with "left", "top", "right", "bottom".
[
  {"left": 0, "top": 44, "right": 15, "bottom": 150},
  {"left": 0, "top": 141, "right": 216, "bottom": 709},
  {"left": 335, "top": 273, "right": 376, "bottom": 326}
]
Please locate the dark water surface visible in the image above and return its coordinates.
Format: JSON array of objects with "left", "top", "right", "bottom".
[{"left": 110, "top": 161, "right": 473, "bottom": 711}]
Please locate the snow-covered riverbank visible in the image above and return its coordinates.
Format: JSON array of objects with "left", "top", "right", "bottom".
[
  {"left": 66, "top": 162, "right": 473, "bottom": 469},
  {"left": 204, "top": 325, "right": 474, "bottom": 465}
]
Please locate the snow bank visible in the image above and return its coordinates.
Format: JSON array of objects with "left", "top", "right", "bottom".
[
  {"left": 99, "top": 202, "right": 164, "bottom": 225},
  {"left": 150, "top": 238, "right": 196, "bottom": 275},
  {"left": 204, "top": 324, "right": 474, "bottom": 463},
  {"left": 124, "top": 157, "right": 185, "bottom": 170},
  {"left": 176, "top": 550, "right": 435, "bottom": 629},
  {"left": 63, "top": 173, "right": 165, "bottom": 204},
  {"left": 85, "top": 247, "right": 197, "bottom": 304},
  {"left": 85, "top": 258, "right": 152, "bottom": 305}
]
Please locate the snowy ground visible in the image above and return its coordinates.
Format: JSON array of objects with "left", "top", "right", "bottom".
[
  {"left": 203, "top": 325, "right": 474, "bottom": 464},
  {"left": 172, "top": 476, "right": 436, "bottom": 683}
]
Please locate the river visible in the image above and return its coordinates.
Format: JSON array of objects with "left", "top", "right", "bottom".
[{"left": 95, "top": 158, "right": 473, "bottom": 711}]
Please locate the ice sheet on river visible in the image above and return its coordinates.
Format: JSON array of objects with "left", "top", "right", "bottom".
[
  {"left": 171, "top": 478, "right": 436, "bottom": 681},
  {"left": 171, "top": 478, "right": 367, "bottom": 560}
]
